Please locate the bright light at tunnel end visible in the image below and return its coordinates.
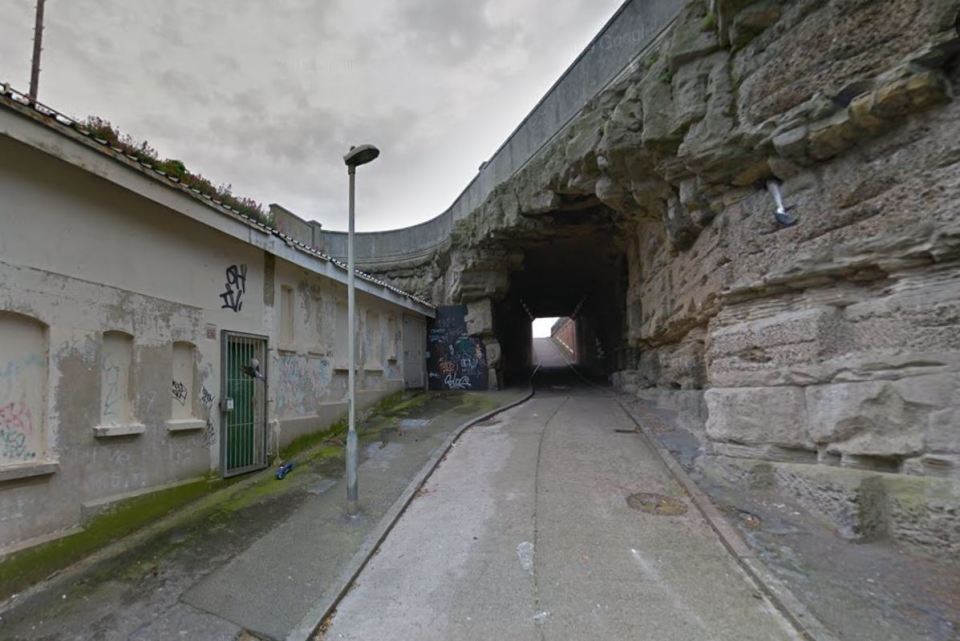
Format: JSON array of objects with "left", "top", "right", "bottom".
[{"left": 532, "top": 317, "right": 561, "bottom": 338}]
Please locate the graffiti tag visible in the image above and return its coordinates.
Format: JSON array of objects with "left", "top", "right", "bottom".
[
  {"left": 437, "top": 359, "right": 458, "bottom": 376},
  {"left": 220, "top": 264, "right": 247, "bottom": 312},
  {"left": 172, "top": 380, "right": 188, "bottom": 405},
  {"left": 426, "top": 306, "right": 488, "bottom": 391},
  {"left": 0, "top": 402, "right": 36, "bottom": 461},
  {"left": 200, "top": 386, "right": 216, "bottom": 445},
  {"left": 459, "top": 356, "right": 481, "bottom": 372},
  {"left": 443, "top": 374, "right": 472, "bottom": 390}
]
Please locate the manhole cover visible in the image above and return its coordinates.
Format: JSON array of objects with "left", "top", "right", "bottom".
[{"left": 626, "top": 492, "right": 688, "bottom": 516}]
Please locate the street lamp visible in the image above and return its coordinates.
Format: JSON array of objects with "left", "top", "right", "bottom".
[{"left": 343, "top": 143, "right": 380, "bottom": 516}]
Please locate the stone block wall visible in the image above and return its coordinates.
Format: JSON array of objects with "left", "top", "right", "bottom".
[
  {"left": 613, "top": 0, "right": 960, "bottom": 557},
  {"left": 306, "top": 0, "right": 960, "bottom": 555}
]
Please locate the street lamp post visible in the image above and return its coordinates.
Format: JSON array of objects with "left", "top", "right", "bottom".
[{"left": 343, "top": 144, "right": 380, "bottom": 516}]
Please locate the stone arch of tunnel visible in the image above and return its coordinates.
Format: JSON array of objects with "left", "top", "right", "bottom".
[
  {"left": 484, "top": 202, "right": 631, "bottom": 387},
  {"left": 315, "top": 0, "right": 960, "bottom": 561}
]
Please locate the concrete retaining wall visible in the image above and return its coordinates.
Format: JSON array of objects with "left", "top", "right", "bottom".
[{"left": 318, "top": 0, "right": 683, "bottom": 262}]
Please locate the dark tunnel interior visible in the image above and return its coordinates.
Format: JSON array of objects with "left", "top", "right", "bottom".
[{"left": 491, "top": 207, "right": 629, "bottom": 386}]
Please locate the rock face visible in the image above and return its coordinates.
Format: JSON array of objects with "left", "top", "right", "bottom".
[{"left": 351, "top": 0, "right": 960, "bottom": 556}]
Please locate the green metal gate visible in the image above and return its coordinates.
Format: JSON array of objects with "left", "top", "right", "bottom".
[{"left": 220, "top": 331, "right": 268, "bottom": 477}]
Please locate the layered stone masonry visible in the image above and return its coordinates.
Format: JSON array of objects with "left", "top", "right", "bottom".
[{"left": 344, "top": 0, "right": 960, "bottom": 555}]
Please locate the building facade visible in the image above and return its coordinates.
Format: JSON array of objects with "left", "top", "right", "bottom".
[
  {"left": 550, "top": 317, "right": 577, "bottom": 361},
  {"left": 0, "top": 89, "right": 432, "bottom": 553}
]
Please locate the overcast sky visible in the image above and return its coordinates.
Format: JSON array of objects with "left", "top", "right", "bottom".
[{"left": 0, "top": 0, "right": 622, "bottom": 231}]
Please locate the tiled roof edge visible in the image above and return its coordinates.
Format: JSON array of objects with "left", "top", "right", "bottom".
[{"left": 0, "top": 83, "right": 435, "bottom": 310}]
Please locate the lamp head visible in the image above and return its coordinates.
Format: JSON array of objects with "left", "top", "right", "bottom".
[{"left": 343, "top": 144, "right": 380, "bottom": 168}]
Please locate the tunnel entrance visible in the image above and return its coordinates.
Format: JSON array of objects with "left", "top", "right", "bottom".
[
  {"left": 531, "top": 316, "right": 577, "bottom": 366},
  {"left": 488, "top": 202, "right": 629, "bottom": 387}
]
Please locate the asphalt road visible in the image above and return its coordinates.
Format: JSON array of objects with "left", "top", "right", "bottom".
[{"left": 321, "top": 338, "right": 801, "bottom": 640}]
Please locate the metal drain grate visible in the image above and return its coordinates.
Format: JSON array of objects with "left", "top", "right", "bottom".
[{"left": 626, "top": 492, "right": 688, "bottom": 516}]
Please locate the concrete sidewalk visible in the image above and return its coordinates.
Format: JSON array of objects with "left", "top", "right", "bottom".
[
  {"left": 322, "top": 341, "right": 803, "bottom": 640},
  {"left": 183, "top": 390, "right": 528, "bottom": 640},
  {"left": 0, "top": 390, "right": 526, "bottom": 641}
]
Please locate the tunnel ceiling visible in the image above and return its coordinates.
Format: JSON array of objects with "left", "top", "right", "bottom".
[{"left": 507, "top": 205, "right": 626, "bottom": 318}]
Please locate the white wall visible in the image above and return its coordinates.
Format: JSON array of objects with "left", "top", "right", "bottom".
[{"left": 0, "top": 131, "right": 427, "bottom": 552}]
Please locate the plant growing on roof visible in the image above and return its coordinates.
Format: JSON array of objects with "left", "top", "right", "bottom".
[
  {"left": 83, "top": 116, "right": 158, "bottom": 164},
  {"left": 155, "top": 158, "right": 187, "bottom": 179},
  {"left": 179, "top": 171, "right": 216, "bottom": 197},
  {"left": 80, "top": 116, "right": 273, "bottom": 227},
  {"left": 83, "top": 116, "right": 120, "bottom": 144}
]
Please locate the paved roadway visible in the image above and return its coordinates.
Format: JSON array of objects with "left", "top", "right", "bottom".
[{"left": 321, "top": 338, "right": 800, "bottom": 640}]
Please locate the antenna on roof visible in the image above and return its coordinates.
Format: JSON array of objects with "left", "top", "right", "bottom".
[{"left": 29, "top": 0, "right": 46, "bottom": 103}]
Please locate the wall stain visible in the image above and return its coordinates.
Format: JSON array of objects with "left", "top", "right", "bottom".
[{"left": 275, "top": 355, "right": 333, "bottom": 417}]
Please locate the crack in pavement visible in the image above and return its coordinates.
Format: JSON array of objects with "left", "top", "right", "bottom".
[{"left": 531, "top": 393, "right": 570, "bottom": 639}]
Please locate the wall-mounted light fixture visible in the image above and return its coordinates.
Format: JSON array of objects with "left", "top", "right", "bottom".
[
  {"left": 243, "top": 357, "right": 265, "bottom": 381},
  {"left": 765, "top": 180, "right": 798, "bottom": 227}
]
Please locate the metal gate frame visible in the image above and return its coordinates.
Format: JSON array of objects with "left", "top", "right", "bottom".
[{"left": 220, "top": 330, "right": 269, "bottom": 477}]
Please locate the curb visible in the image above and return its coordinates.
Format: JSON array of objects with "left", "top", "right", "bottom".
[
  {"left": 615, "top": 400, "right": 839, "bottom": 641},
  {"left": 286, "top": 381, "right": 538, "bottom": 641},
  {"left": 543, "top": 338, "right": 838, "bottom": 641}
]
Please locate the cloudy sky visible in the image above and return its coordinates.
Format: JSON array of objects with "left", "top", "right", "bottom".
[{"left": 0, "top": 0, "right": 622, "bottom": 231}]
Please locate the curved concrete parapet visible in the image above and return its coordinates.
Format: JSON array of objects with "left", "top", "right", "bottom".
[
  {"left": 319, "top": 209, "right": 453, "bottom": 268},
  {"left": 317, "top": 0, "right": 683, "bottom": 263}
]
